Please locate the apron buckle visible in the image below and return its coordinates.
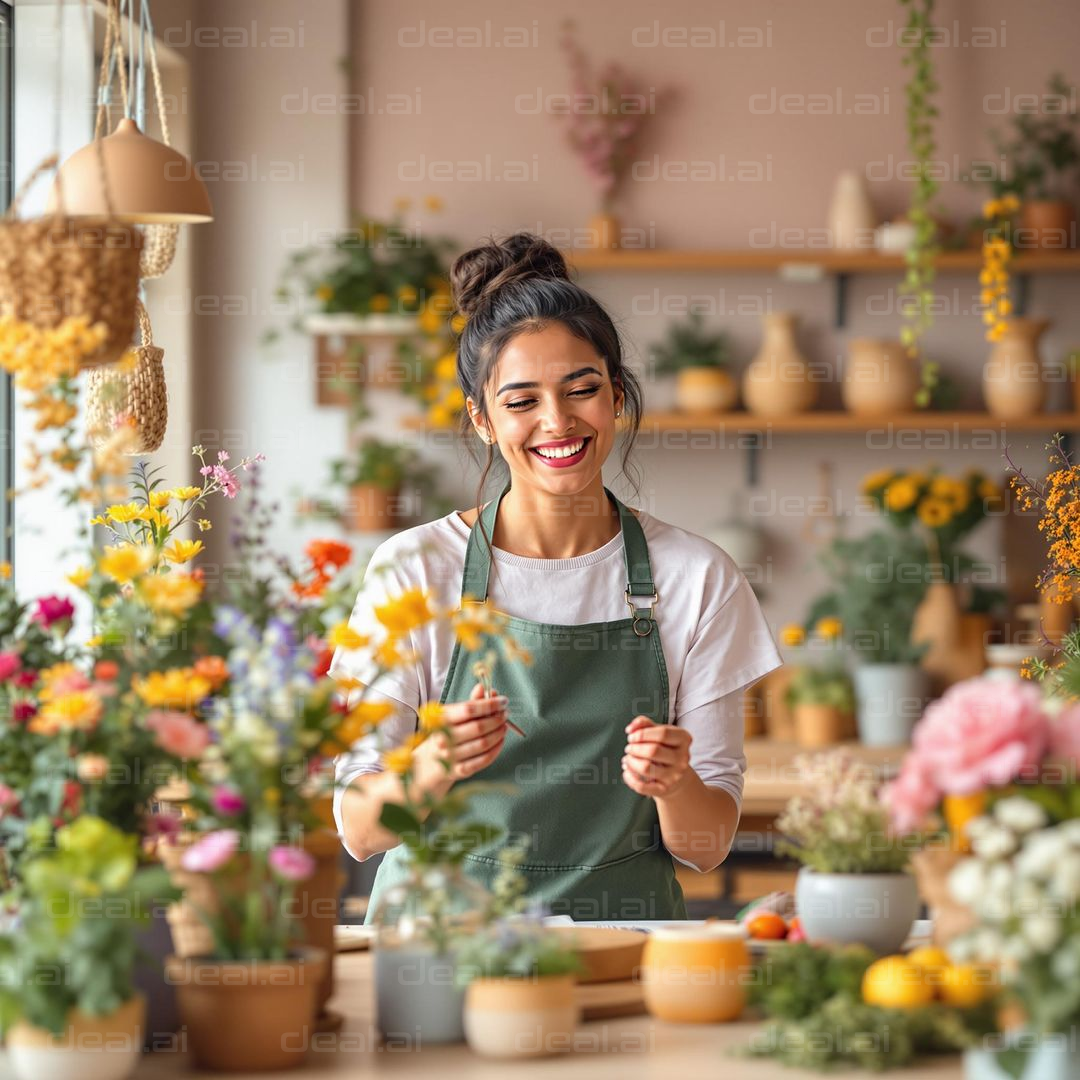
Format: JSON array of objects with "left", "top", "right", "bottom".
[{"left": 625, "top": 588, "right": 657, "bottom": 637}]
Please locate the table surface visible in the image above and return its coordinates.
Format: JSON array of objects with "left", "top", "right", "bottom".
[{"left": 107, "top": 950, "right": 965, "bottom": 1080}]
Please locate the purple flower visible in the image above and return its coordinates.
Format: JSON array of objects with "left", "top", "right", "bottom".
[
  {"left": 268, "top": 845, "right": 315, "bottom": 882},
  {"left": 32, "top": 596, "right": 75, "bottom": 629},
  {"left": 211, "top": 786, "right": 247, "bottom": 817},
  {"left": 180, "top": 829, "right": 240, "bottom": 873}
]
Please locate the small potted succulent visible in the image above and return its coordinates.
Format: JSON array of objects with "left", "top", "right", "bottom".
[
  {"left": 454, "top": 916, "right": 584, "bottom": 1059},
  {"left": 778, "top": 750, "right": 923, "bottom": 955},
  {"left": 650, "top": 309, "right": 737, "bottom": 414},
  {"left": 0, "top": 816, "right": 176, "bottom": 1080},
  {"left": 784, "top": 663, "right": 856, "bottom": 749}
]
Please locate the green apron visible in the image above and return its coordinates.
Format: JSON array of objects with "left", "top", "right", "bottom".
[{"left": 365, "top": 478, "right": 687, "bottom": 923}]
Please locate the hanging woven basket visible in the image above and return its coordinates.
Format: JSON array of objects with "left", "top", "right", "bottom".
[
  {"left": 86, "top": 299, "right": 168, "bottom": 454},
  {"left": 0, "top": 155, "right": 143, "bottom": 368}
]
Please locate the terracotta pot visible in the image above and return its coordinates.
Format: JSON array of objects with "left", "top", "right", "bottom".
[
  {"left": 585, "top": 211, "right": 620, "bottom": 250},
  {"left": 674, "top": 367, "right": 738, "bottom": 413},
  {"left": 5, "top": 995, "right": 145, "bottom": 1080},
  {"left": 1039, "top": 581, "right": 1075, "bottom": 643},
  {"left": 842, "top": 338, "right": 919, "bottom": 416},
  {"left": 1019, "top": 199, "right": 1074, "bottom": 250},
  {"left": 166, "top": 948, "right": 327, "bottom": 1072},
  {"left": 742, "top": 312, "right": 818, "bottom": 416},
  {"left": 641, "top": 923, "right": 750, "bottom": 1023},
  {"left": 348, "top": 483, "right": 400, "bottom": 532},
  {"left": 827, "top": 170, "right": 877, "bottom": 249},
  {"left": 463, "top": 975, "right": 578, "bottom": 1059},
  {"left": 160, "top": 828, "right": 344, "bottom": 1022},
  {"left": 983, "top": 316, "right": 1050, "bottom": 418},
  {"left": 793, "top": 703, "right": 849, "bottom": 748}
]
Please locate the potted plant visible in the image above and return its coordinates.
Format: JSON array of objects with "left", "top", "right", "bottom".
[
  {"left": 984, "top": 72, "right": 1080, "bottom": 249},
  {"left": 454, "top": 916, "right": 584, "bottom": 1059},
  {"left": 784, "top": 663, "right": 856, "bottom": 748},
  {"left": 0, "top": 816, "right": 176, "bottom": 1080},
  {"left": 650, "top": 310, "right": 737, "bottom": 414},
  {"left": 777, "top": 750, "right": 923, "bottom": 955},
  {"left": 803, "top": 529, "right": 930, "bottom": 746}
]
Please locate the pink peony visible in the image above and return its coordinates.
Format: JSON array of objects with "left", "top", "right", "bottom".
[
  {"left": 0, "top": 652, "right": 21, "bottom": 681},
  {"left": 883, "top": 754, "right": 940, "bottom": 833},
  {"left": 910, "top": 677, "right": 1050, "bottom": 795},
  {"left": 1049, "top": 703, "right": 1080, "bottom": 768},
  {"left": 211, "top": 786, "right": 247, "bottom": 817},
  {"left": 268, "top": 845, "right": 315, "bottom": 882},
  {"left": 145, "top": 711, "right": 211, "bottom": 760},
  {"left": 181, "top": 829, "right": 240, "bottom": 874},
  {"left": 32, "top": 596, "right": 75, "bottom": 629}
]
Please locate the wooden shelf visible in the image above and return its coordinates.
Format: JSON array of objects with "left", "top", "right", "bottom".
[
  {"left": 563, "top": 248, "right": 1080, "bottom": 275},
  {"left": 403, "top": 411, "right": 1080, "bottom": 436}
]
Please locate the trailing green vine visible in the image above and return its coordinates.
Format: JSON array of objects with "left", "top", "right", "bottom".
[{"left": 899, "top": 0, "right": 940, "bottom": 407}]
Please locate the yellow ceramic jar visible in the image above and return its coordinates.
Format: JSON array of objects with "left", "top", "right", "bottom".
[{"left": 640, "top": 923, "right": 750, "bottom": 1023}]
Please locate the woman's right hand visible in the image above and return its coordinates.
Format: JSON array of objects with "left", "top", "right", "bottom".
[{"left": 416, "top": 681, "right": 509, "bottom": 786}]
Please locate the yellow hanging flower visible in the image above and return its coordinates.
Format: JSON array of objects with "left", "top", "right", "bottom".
[
  {"left": 162, "top": 539, "right": 205, "bottom": 565},
  {"left": 98, "top": 544, "right": 154, "bottom": 584}
]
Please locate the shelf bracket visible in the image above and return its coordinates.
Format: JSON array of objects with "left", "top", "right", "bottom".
[
  {"left": 745, "top": 433, "right": 765, "bottom": 487},
  {"left": 834, "top": 272, "right": 849, "bottom": 329},
  {"left": 1014, "top": 272, "right": 1031, "bottom": 316}
]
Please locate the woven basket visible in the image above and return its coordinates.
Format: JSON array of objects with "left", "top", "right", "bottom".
[
  {"left": 0, "top": 155, "right": 143, "bottom": 368},
  {"left": 86, "top": 299, "right": 168, "bottom": 453}
]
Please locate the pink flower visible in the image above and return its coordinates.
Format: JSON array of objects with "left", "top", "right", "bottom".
[
  {"left": 211, "top": 786, "right": 247, "bottom": 817},
  {"left": 145, "top": 813, "right": 182, "bottom": 843},
  {"left": 180, "top": 829, "right": 240, "bottom": 874},
  {"left": 32, "top": 596, "right": 75, "bottom": 629},
  {"left": 0, "top": 652, "right": 21, "bottom": 681},
  {"left": 910, "top": 677, "right": 1050, "bottom": 795},
  {"left": 145, "top": 711, "right": 211, "bottom": 760},
  {"left": 12, "top": 701, "right": 36, "bottom": 723},
  {"left": 12, "top": 670, "right": 37, "bottom": 689},
  {"left": 0, "top": 783, "right": 19, "bottom": 816},
  {"left": 75, "top": 754, "right": 109, "bottom": 782},
  {"left": 268, "top": 845, "right": 315, "bottom": 882},
  {"left": 883, "top": 754, "right": 940, "bottom": 833},
  {"left": 1049, "top": 703, "right": 1080, "bottom": 767}
]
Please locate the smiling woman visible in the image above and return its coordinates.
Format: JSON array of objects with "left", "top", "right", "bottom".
[{"left": 330, "top": 232, "right": 783, "bottom": 921}]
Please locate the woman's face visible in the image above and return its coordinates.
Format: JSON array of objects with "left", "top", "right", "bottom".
[{"left": 468, "top": 322, "right": 624, "bottom": 498}]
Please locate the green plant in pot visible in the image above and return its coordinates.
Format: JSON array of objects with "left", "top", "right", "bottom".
[
  {"left": 454, "top": 916, "right": 584, "bottom": 1060},
  {"left": 806, "top": 529, "right": 930, "bottom": 747},
  {"left": 0, "top": 816, "right": 176, "bottom": 1080},
  {"left": 784, "top": 663, "right": 856, "bottom": 750},
  {"left": 650, "top": 309, "right": 736, "bottom": 414},
  {"left": 984, "top": 71, "right": 1080, "bottom": 249}
]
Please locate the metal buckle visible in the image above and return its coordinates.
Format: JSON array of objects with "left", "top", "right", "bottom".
[{"left": 625, "top": 588, "right": 658, "bottom": 637}]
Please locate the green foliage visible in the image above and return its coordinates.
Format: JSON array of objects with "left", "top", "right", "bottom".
[
  {"left": 784, "top": 665, "right": 855, "bottom": 711},
  {"left": 748, "top": 942, "right": 875, "bottom": 1019},
  {"left": 649, "top": 310, "right": 731, "bottom": 375},
  {"left": 453, "top": 917, "right": 585, "bottom": 987}
]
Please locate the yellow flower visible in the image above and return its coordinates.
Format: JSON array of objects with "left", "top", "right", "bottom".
[
  {"left": 450, "top": 313, "right": 467, "bottom": 334},
  {"left": 417, "top": 702, "right": 446, "bottom": 733},
  {"left": 171, "top": 487, "right": 202, "bottom": 501},
  {"left": 98, "top": 544, "right": 154, "bottom": 584},
  {"left": 815, "top": 617, "right": 843, "bottom": 641},
  {"left": 435, "top": 353, "right": 458, "bottom": 382},
  {"left": 162, "top": 539, "right": 205, "bottom": 565},
  {"left": 196, "top": 519, "right": 213, "bottom": 532},
  {"left": 884, "top": 477, "right": 920, "bottom": 512},
  {"left": 393, "top": 196, "right": 412, "bottom": 212},
  {"left": 917, "top": 497, "right": 954, "bottom": 528},
  {"left": 418, "top": 303, "right": 444, "bottom": 336},
  {"left": 315, "top": 284, "right": 335, "bottom": 303},
  {"left": 139, "top": 573, "right": 203, "bottom": 616},
  {"left": 66, "top": 566, "right": 92, "bottom": 589},
  {"left": 326, "top": 700, "right": 397, "bottom": 751},
  {"left": 780, "top": 624, "right": 806, "bottom": 647},
  {"left": 105, "top": 502, "right": 145, "bottom": 523},
  {"left": 423, "top": 194, "right": 444, "bottom": 212},
  {"left": 0, "top": 562, "right": 10, "bottom": 580},
  {"left": 397, "top": 284, "right": 419, "bottom": 303},
  {"left": 31, "top": 690, "right": 103, "bottom": 734},
  {"left": 382, "top": 733, "right": 426, "bottom": 775},
  {"left": 369, "top": 294, "right": 392, "bottom": 313},
  {"left": 860, "top": 469, "right": 896, "bottom": 494},
  {"left": 328, "top": 622, "right": 370, "bottom": 650},
  {"left": 133, "top": 668, "right": 212, "bottom": 709},
  {"left": 452, "top": 598, "right": 506, "bottom": 650},
  {"left": 428, "top": 403, "right": 454, "bottom": 428},
  {"left": 374, "top": 588, "right": 434, "bottom": 638},
  {"left": 149, "top": 490, "right": 172, "bottom": 509}
]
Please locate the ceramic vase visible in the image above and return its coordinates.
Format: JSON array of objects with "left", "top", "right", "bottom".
[
  {"left": 742, "top": 312, "right": 817, "bottom": 416},
  {"left": 983, "top": 317, "right": 1050, "bottom": 418},
  {"left": 463, "top": 975, "right": 578, "bottom": 1058},
  {"left": 827, "top": 171, "right": 876, "bottom": 249},
  {"left": 842, "top": 338, "right": 919, "bottom": 416}
]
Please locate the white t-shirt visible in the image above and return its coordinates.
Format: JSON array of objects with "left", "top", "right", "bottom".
[{"left": 329, "top": 504, "right": 784, "bottom": 862}]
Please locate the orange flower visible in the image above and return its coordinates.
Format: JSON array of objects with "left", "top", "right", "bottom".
[
  {"left": 307, "top": 539, "right": 352, "bottom": 572},
  {"left": 193, "top": 654, "right": 230, "bottom": 690}
]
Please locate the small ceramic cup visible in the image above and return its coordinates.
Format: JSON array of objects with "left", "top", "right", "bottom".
[{"left": 640, "top": 923, "right": 751, "bottom": 1023}]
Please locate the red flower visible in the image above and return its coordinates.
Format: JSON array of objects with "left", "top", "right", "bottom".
[
  {"left": 32, "top": 596, "right": 75, "bottom": 629},
  {"left": 12, "top": 701, "right": 37, "bottom": 723},
  {"left": 306, "top": 539, "right": 352, "bottom": 572},
  {"left": 312, "top": 647, "right": 333, "bottom": 678},
  {"left": 12, "top": 670, "right": 37, "bottom": 689},
  {"left": 93, "top": 660, "right": 120, "bottom": 681}
]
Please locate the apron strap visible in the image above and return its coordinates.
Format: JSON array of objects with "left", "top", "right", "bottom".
[{"left": 460, "top": 478, "right": 657, "bottom": 611}]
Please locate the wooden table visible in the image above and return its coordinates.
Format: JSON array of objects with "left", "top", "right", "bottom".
[{"left": 117, "top": 950, "right": 964, "bottom": 1079}]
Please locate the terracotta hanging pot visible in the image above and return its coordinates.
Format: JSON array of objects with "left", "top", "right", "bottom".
[
  {"left": 842, "top": 338, "right": 919, "bottom": 416},
  {"left": 349, "top": 483, "right": 401, "bottom": 532},
  {"left": 674, "top": 367, "right": 738, "bottom": 413},
  {"left": 742, "top": 312, "right": 818, "bottom": 416},
  {"left": 983, "top": 316, "right": 1050, "bottom": 418},
  {"left": 1019, "top": 200, "right": 1074, "bottom": 249}
]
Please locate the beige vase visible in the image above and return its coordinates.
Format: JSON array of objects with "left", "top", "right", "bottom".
[
  {"left": 742, "top": 313, "right": 818, "bottom": 416},
  {"left": 463, "top": 975, "right": 578, "bottom": 1058},
  {"left": 827, "top": 170, "right": 877, "bottom": 249},
  {"left": 842, "top": 338, "right": 919, "bottom": 416},
  {"left": 911, "top": 582, "right": 964, "bottom": 695},
  {"left": 675, "top": 367, "right": 738, "bottom": 413},
  {"left": 983, "top": 317, "right": 1050, "bottom": 418}
]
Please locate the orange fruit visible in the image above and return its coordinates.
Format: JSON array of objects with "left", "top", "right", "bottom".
[
  {"left": 862, "top": 956, "right": 934, "bottom": 1009},
  {"left": 746, "top": 912, "right": 788, "bottom": 940},
  {"left": 939, "top": 964, "right": 995, "bottom": 1008}
]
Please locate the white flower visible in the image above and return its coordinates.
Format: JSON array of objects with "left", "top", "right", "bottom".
[
  {"left": 1048, "top": 852, "right": 1080, "bottom": 902},
  {"left": 947, "top": 935, "right": 977, "bottom": 963},
  {"left": 1060, "top": 820, "right": 1080, "bottom": 846},
  {"left": 948, "top": 859, "right": 987, "bottom": 907},
  {"left": 993, "top": 797, "right": 1049, "bottom": 835},
  {"left": 971, "top": 927, "right": 1006, "bottom": 963},
  {"left": 1022, "top": 913, "right": 1062, "bottom": 953},
  {"left": 1052, "top": 943, "right": 1080, "bottom": 982},
  {"left": 971, "top": 822, "right": 1019, "bottom": 861},
  {"left": 1014, "top": 879, "right": 1046, "bottom": 917},
  {"left": 1016, "top": 831, "right": 1071, "bottom": 880}
]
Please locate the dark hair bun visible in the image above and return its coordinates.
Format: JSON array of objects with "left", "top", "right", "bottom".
[{"left": 450, "top": 232, "right": 570, "bottom": 318}]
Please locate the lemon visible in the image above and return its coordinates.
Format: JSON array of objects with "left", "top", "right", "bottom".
[
  {"left": 862, "top": 955, "right": 934, "bottom": 1010},
  {"left": 939, "top": 964, "right": 994, "bottom": 1008}
]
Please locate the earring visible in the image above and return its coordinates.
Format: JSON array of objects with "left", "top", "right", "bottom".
[{"left": 615, "top": 410, "right": 622, "bottom": 418}]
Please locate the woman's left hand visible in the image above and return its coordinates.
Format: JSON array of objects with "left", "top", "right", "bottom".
[{"left": 621, "top": 715, "right": 692, "bottom": 798}]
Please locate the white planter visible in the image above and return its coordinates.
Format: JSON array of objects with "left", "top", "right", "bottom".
[
  {"left": 303, "top": 312, "right": 421, "bottom": 337},
  {"left": 464, "top": 975, "right": 578, "bottom": 1059},
  {"left": 965, "top": 1031, "right": 1080, "bottom": 1080},
  {"left": 374, "top": 947, "right": 465, "bottom": 1044},
  {"left": 5, "top": 995, "right": 144, "bottom": 1080},
  {"left": 854, "top": 664, "right": 927, "bottom": 746},
  {"left": 795, "top": 868, "right": 920, "bottom": 954}
]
